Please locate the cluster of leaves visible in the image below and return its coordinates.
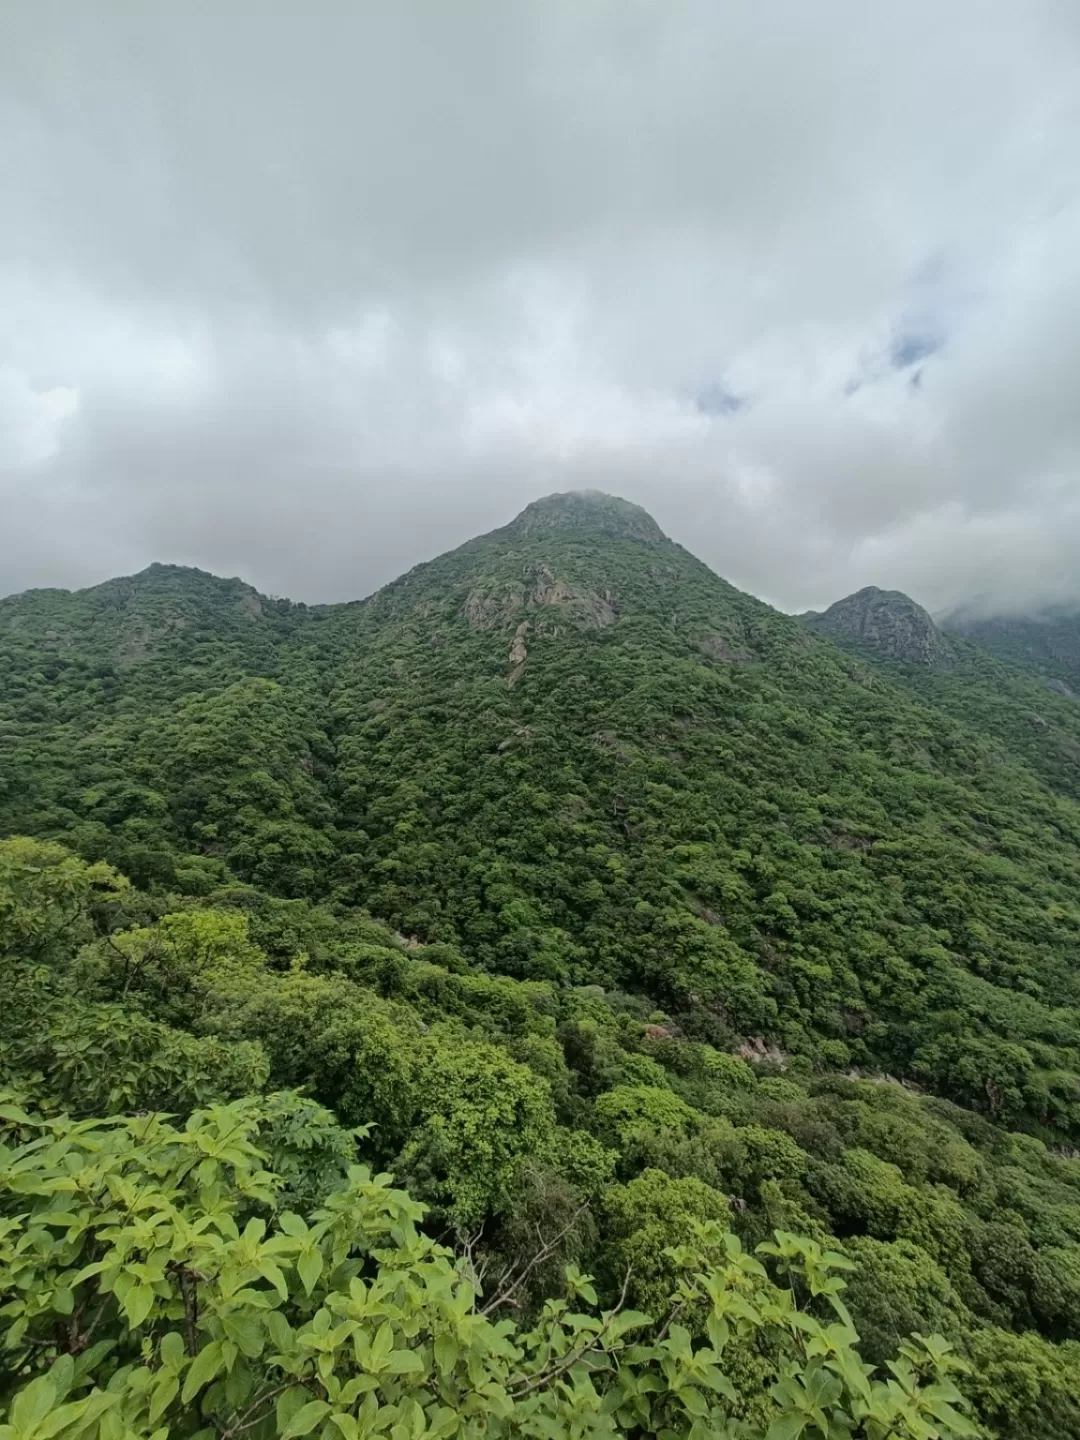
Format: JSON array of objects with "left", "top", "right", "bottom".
[
  {"left": 0, "top": 1090, "right": 978, "bottom": 1440},
  {"left": 3, "top": 838, "right": 1080, "bottom": 1436}
]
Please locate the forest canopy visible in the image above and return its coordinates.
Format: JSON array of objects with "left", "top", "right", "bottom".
[{"left": 4, "top": 492, "right": 1080, "bottom": 1436}]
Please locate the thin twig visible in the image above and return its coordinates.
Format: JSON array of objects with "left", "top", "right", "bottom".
[
  {"left": 507, "top": 1266, "right": 633, "bottom": 1399},
  {"left": 220, "top": 1380, "right": 302, "bottom": 1438},
  {"left": 653, "top": 1295, "right": 689, "bottom": 1348},
  {"left": 480, "top": 1204, "right": 589, "bottom": 1317}
]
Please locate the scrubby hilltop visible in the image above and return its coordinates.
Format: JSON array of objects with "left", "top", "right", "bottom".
[{"left": 5, "top": 492, "right": 1080, "bottom": 1435}]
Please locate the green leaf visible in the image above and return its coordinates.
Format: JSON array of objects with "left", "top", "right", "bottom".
[
  {"left": 149, "top": 1374, "right": 179, "bottom": 1425},
  {"left": 281, "top": 1400, "right": 332, "bottom": 1438},
  {"left": 698, "top": 1366, "right": 737, "bottom": 1402},
  {"left": 370, "top": 1321, "right": 394, "bottom": 1372},
  {"left": 35, "top": 1401, "right": 94, "bottom": 1440},
  {"left": 12, "top": 1377, "right": 57, "bottom": 1436},
  {"left": 678, "top": 1386, "right": 709, "bottom": 1419},
  {"left": 124, "top": 1284, "right": 155, "bottom": 1329},
  {"left": 766, "top": 1415, "right": 809, "bottom": 1440},
  {"left": 160, "top": 1332, "right": 186, "bottom": 1369},
  {"left": 223, "top": 1314, "right": 265, "bottom": 1359},
  {"left": 434, "top": 1332, "right": 459, "bottom": 1376},
  {"left": 385, "top": 1349, "right": 425, "bottom": 1376},
  {"left": 266, "top": 1309, "right": 295, "bottom": 1354},
  {"left": 297, "top": 1246, "right": 323, "bottom": 1296},
  {"left": 277, "top": 1389, "right": 307, "bottom": 1432},
  {"left": 181, "top": 1341, "right": 224, "bottom": 1405},
  {"left": 256, "top": 1256, "right": 289, "bottom": 1299}
]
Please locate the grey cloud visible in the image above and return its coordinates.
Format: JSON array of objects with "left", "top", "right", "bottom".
[{"left": 2, "top": 0, "right": 1080, "bottom": 613}]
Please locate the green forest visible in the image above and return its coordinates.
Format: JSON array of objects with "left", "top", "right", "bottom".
[{"left": 5, "top": 490, "right": 1080, "bottom": 1438}]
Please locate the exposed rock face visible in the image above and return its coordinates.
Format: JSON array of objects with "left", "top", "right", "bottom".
[
  {"left": 464, "top": 564, "right": 617, "bottom": 633},
  {"left": 808, "top": 586, "right": 955, "bottom": 668},
  {"left": 529, "top": 564, "right": 617, "bottom": 629},
  {"left": 697, "top": 633, "right": 754, "bottom": 663},
  {"left": 463, "top": 586, "right": 524, "bottom": 631},
  {"left": 509, "top": 621, "right": 529, "bottom": 665},
  {"left": 1045, "top": 677, "right": 1079, "bottom": 701}
]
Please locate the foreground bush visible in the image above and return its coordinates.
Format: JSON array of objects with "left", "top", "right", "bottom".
[{"left": 0, "top": 1093, "right": 976, "bottom": 1440}]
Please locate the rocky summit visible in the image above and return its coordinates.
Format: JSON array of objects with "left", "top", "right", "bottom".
[{"left": 805, "top": 584, "right": 956, "bottom": 668}]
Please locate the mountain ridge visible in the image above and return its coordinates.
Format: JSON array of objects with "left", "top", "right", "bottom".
[{"left": 7, "top": 492, "right": 1080, "bottom": 1427}]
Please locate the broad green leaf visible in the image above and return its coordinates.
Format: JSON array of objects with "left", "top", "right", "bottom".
[
  {"left": 370, "top": 1321, "right": 394, "bottom": 1372},
  {"left": 434, "top": 1332, "right": 459, "bottom": 1376},
  {"left": 765, "top": 1415, "right": 809, "bottom": 1440},
  {"left": 281, "top": 1400, "right": 332, "bottom": 1438},
  {"left": 385, "top": 1349, "right": 425, "bottom": 1376},
  {"left": 11, "top": 1377, "right": 57, "bottom": 1436},
  {"left": 149, "top": 1374, "right": 179, "bottom": 1424},
  {"left": 124, "top": 1283, "right": 155, "bottom": 1329},
  {"left": 223, "top": 1314, "right": 265, "bottom": 1359},
  {"left": 297, "top": 1246, "right": 323, "bottom": 1296},
  {"left": 159, "top": 1331, "right": 186, "bottom": 1369},
  {"left": 256, "top": 1256, "right": 289, "bottom": 1299},
  {"left": 678, "top": 1386, "right": 709, "bottom": 1419},
  {"left": 181, "top": 1341, "right": 224, "bottom": 1405}
]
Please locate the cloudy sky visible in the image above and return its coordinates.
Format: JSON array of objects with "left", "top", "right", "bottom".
[{"left": 3, "top": 1, "right": 1080, "bottom": 615}]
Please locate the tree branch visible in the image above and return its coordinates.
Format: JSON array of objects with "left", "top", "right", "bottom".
[
  {"left": 480, "top": 1204, "right": 589, "bottom": 1317},
  {"left": 507, "top": 1265, "right": 632, "bottom": 1399}
]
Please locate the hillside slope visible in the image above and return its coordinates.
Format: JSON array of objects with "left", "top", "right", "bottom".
[
  {"left": 5, "top": 492, "right": 1080, "bottom": 1131},
  {"left": 806, "top": 585, "right": 1080, "bottom": 804},
  {"left": 944, "top": 605, "right": 1080, "bottom": 694},
  {"left": 7, "top": 493, "right": 1080, "bottom": 1433}
]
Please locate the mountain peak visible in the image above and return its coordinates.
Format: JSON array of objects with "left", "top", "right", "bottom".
[
  {"left": 505, "top": 491, "right": 667, "bottom": 545},
  {"left": 808, "top": 585, "right": 955, "bottom": 668}
]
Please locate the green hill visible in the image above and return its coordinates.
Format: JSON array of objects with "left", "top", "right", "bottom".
[
  {"left": 5, "top": 491, "right": 1080, "bottom": 1435},
  {"left": 806, "top": 585, "right": 1080, "bottom": 803},
  {"left": 943, "top": 606, "right": 1080, "bottom": 695}
]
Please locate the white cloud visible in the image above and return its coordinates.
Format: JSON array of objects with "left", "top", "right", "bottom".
[
  {"left": 2, "top": 0, "right": 1079, "bottom": 612},
  {"left": 0, "top": 371, "right": 78, "bottom": 467}
]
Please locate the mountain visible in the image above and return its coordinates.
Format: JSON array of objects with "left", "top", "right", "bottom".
[
  {"left": 804, "top": 585, "right": 956, "bottom": 668},
  {"left": 7, "top": 492, "right": 1080, "bottom": 1088},
  {"left": 5, "top": 490, "right": 1080, "bottom": 1433},
  {"left": 943, "top": 605, "right": 1080, "bottom": 696},
  {"left": 804, "top": 585, "right": 1080, "bottom": 805},
  {"left": 0, "top": 560, "right": 295, "bottom": 670}
]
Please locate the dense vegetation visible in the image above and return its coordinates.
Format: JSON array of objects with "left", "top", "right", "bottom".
[
  {"left": 944, "top": 607, "right": 1080, "bottom": 695},
  {"left": 807, "top": 587, "right": 1080, "bottom": 804},
  {"left": 4, "top": 490, "right": 1080, "bottom": 1435}
]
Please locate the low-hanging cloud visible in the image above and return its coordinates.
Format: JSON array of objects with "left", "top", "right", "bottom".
[{"left": 3, "top": 0, "right": 1079, "bottom": 615}]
